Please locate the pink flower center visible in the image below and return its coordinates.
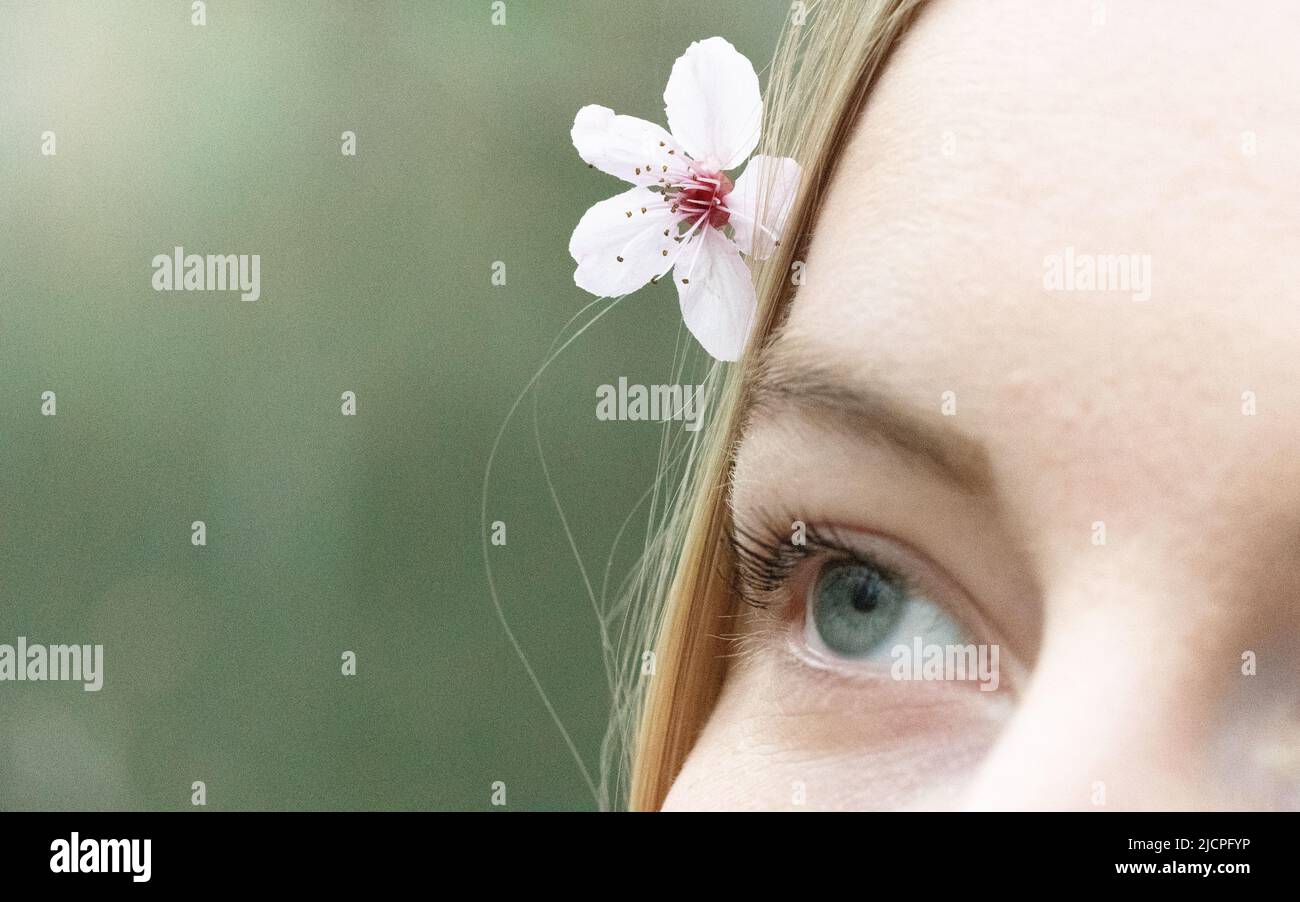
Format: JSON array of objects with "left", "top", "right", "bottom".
[{"left": 677, "top": 169, "right": 734, "bottom": 229}]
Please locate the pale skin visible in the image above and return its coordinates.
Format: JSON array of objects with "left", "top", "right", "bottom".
[{"left": 663, "top": 0, "right": 1300, "bottom": 810}]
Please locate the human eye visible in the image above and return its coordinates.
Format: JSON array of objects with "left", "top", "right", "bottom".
[
  {"left": 804, "top": 559, "right": 965, "bottom": 662},
  {"left": 731, "top": 519, "right": 994, "bottom": 680}
]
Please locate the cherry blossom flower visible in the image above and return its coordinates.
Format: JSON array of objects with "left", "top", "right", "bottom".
[{"left": 568, "top": 37, "right": 801, "bottom": 361}]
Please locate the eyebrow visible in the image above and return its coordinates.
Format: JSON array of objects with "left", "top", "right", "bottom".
[{"left": 746, "top": 342, "right": 995, "bottom": 495}]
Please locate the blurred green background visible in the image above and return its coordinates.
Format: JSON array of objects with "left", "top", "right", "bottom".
[{"left": 0, "top": 0, "right": 786, "bottom": 809}]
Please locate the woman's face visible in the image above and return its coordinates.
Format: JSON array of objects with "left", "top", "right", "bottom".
[{"left": 663, "top": 0, "right": 1300, "bottom": 810}]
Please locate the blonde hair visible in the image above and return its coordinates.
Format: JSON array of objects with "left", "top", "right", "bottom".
[{"left": 609, "top": 0, "right": 928, "bottom": 811}]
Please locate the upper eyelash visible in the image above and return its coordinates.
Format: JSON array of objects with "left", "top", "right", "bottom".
[{"left": 728, "top": 518, "right": 888, "bottom": 609}]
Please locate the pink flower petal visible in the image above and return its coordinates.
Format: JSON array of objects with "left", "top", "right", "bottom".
[
  {"left": 569, "top": 186, "right": 681, "bottom": 297},
  {"left": 674, "top": 228, "right": 757, "bottom": 361},
  {"left": 728, "top": 154, "right": 802, "bottom": 260},
  {"left": 571, "top": 105, "right": 692, "bottom": 187},
  {"left": 663, "top": 37, "right": 762, "bottom": 172}
]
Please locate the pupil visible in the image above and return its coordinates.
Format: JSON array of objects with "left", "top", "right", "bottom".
[{"left": 850, "top": 570, "right": 881, "bottom": 613}]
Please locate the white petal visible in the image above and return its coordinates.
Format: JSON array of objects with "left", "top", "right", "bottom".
[
  {"left": 728, "top": 155, "right": 802, "bottom": 260},
  {"left": 571, "top": 105, "right": 692, "bottom": 187},
  {"left": 674, "top": 228, "right": 757, "bottom": 361},
  {"left": 570, "top": 186, "right": 681, "bottom": 297},
  {"left": 663, "top": 37, "right": 762, "bottom": 172}
]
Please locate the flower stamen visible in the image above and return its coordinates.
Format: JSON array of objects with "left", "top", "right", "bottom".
[{"left": 673, "top": 169, "right": 734, "bottom": 229}]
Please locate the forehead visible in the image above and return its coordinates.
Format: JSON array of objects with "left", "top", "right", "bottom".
[
  {"left": 764, "top": 0, "right": 1300, "bottom": 565},
  {"left": 787, "top": 0, "right": 1300, "bottom": 363}
]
